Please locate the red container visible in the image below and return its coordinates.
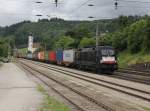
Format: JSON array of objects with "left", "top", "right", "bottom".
[
  {"left": 48, "top": 51, "right": 56, "bottom": 62},
  {"left": 38, "top": 51, "right": 45, "bottom": 61}
]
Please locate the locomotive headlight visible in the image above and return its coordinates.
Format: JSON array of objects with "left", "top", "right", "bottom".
[{"left": 100, "top": 57, "right": 116, "bottom": 63}]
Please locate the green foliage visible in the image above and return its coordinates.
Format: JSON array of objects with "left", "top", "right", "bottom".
[
  {"left": 0, "top": 44, "right": 8, "bottom": 57},
  {"left": 0, "top": 38, "right": 8, "bottom": 57},
  {"left": 0, "top": 16, "right": 147, "bottom": 52},
  {"left": 0, "top": 36, "right": 15, "bottom": 57},
  {"left": 100, "top": 17, "right": 150, "bottom": 54},
  {"left": 54, "top": 36, "right": 75, "bottom": 49},
  {"left": 0, "top": 16, "right": 140, "bottom": 50},
  {"left": 79, "top": 37, "right": 95, "bottom": 47},
  {"left": 127, "top": 19, "right": 147, "bottom": 53},
  {"left": 118, "top": 51, "right": 150, "bottom": 68}
]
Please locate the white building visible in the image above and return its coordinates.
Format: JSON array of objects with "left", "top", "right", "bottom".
[{"left": 28, "top": 35, "right": 37, "bottom": 53}]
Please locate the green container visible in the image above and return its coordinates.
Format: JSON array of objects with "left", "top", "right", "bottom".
[{"left": 45, "top": 51, "right": 49, "bottom": 61}]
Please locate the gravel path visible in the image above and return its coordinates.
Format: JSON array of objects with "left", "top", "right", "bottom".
[{"left": 0, "top": 63, "right": 42, "bottom": 111}]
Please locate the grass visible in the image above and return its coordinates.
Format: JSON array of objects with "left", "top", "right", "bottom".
[
  {"left": 37, "top": 85, "right": 70, "bottom": 111},
  {"left": 0, "top": 62, "right": 2, "bottom": 67},
  {"left": 142, "top": 107, "right": 150, "bottom": 111},
  {"left": 118, "top": 51, "right": 150, "bottom": 68}
]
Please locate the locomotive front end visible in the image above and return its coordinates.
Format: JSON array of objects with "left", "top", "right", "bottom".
[{"left": 98, "top": 46, "right": 118, "bottom": 73}]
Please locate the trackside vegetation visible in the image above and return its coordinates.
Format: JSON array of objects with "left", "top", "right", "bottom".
[
  {"left": 38, "top": 85, "right": 70, "bottom": 111},
  {"left": 0, "top": 37, "right": 14, "bottom": 57},
  {"left": 0, "top": 62, "right": 2, "bottom": 67},
  {"left": 99, "top": 16, "right": 150, "bottom": 67},
  {"left": 100, "top": 18, "right": 150, "bottom": 54},
  {"left": 118, "top": 51, "right": 150, "bottom": 67}
]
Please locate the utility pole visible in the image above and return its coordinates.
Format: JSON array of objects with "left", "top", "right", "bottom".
[
  {"left": 7, "top": 41, "right": 11, "bottom": 59},
  {"left": 96, "top": 22, "right": 99, "bottom": 47}
]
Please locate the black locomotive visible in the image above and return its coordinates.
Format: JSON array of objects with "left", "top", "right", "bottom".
[{"left": 75, "top": 46, "right": 118, "bottom": 73}]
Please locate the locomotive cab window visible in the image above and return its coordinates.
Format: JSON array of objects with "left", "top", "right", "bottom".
[{"left": 101, "top": 49, "right": 115, "bottom": 56}]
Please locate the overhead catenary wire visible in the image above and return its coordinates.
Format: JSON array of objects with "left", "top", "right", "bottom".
[
  {"left": 69, "top": 0, "right": 93, "bottom": 14},
  {"left": 117, "top": 5, "right": 150, "bottom": 8},
  {"left": 114, "top": 0, "right": 150, "bottom": 10},
  {"left": 116, "top": 0, "right": 150, "bottom": 4}
]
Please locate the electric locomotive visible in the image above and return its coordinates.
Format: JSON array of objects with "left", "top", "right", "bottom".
[{"left": 75, "top": 46, "right": 118, "bottom": 73}]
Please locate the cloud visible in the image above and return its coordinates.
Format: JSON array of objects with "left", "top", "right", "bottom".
[{"left": 0, "top": 0, "right": 150, "bottom": 26}]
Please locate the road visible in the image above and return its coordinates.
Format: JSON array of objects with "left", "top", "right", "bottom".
[{"left": 0, "top": 63, "right": 42, "bottom": 111}]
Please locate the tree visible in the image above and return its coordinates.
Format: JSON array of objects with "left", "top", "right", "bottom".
[
  {"left": 54, "top": 36, "right": 75, "bottom": 49},
  {"left": 79, "top": 37, "right": 95, "bottom": 47},
  {"left": 127, "top": 20, "right": 147, "bottom": 53},
  {"left": 0, "top": 38, "right": 8, "bottom": 57}
]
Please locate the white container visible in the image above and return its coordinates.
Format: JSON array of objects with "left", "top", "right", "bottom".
[{"left": 63, "top": 49, "right": 75, "bottom": 65}]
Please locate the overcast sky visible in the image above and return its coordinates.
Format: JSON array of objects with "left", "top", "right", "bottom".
[{"left": 0, "top": 0, "right": 150, "bottom": 26}]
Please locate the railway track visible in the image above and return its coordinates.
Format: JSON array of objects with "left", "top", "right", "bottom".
[
  {"left": 117, "top": 68, "right": 150, "bottom": 77},
  {"left": 112, "top": 72, "right": 150, "bottom": 85},
  {"left": 18, "top": 60, "right": 108, "bottom": 111},
  {"left": 17, "top": 59, "right": 148, "bottom": 111},
  {"left": 19, "top": 59, "right": 150, "bottom": 103},
  {"left": 113, "top": 68, "right": 150, "bottom": 85},
  {"left": 22, "top": 59, "right": 150, "bottom": 85}
]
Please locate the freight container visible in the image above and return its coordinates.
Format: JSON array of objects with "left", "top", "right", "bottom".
[
  {"left": 49, "top": 51, "right": 56, "bottom": 63},
  {"left": 56, "top": 50, "right": 63, "bottom": 65},
  {"left": 38, "top": 51, "right": 45, "bottom": 61},
  {"left": 63, "top": 49, "right": 75, "bottom": 66},
  {"left": 45, "top": 51, "right": 49, "bottom": 62},
  {"left": 26, "top": 53, "right": 33, "bottom": 59},
  {"left": 33, "top": 52, "right": 38, "bottom": 60}
]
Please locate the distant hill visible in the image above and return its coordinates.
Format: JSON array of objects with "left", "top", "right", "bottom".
[{"left": 0, "top": 16, "right": 142, "bottom": 49}]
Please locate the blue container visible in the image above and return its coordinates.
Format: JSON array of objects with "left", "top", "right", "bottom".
[
  {"left": 26, "top": 53, "right": 33, "bottom": 59},
  {"left": 56, "top": 50, "right": 63, "bottom": 64}
]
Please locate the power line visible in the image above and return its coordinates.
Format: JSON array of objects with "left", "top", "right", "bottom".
[
  {"left": 70, "top": 0, "right": 93, "bottom": 14},
  {"left": 116, "top": 0, "right": 150, "bottom": 4},
  {"left": 114, "top": 0, "right": 150, "bottom": 10},
  {"left": 118, "top": 5, "right": 150, "bottom": 8}
]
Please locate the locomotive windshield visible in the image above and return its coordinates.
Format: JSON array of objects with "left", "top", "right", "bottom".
[{"left": 101, "top": 49, "right": 115, "bottom": 56}]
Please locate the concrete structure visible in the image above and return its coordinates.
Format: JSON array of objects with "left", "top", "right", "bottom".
[{"left": 0, "top": 63, "right": 42, "bottom": 111}]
